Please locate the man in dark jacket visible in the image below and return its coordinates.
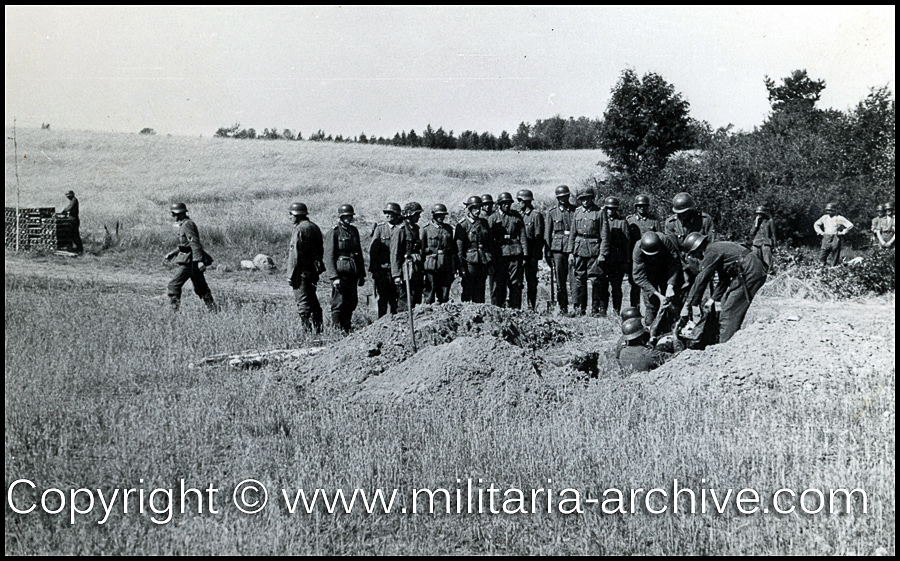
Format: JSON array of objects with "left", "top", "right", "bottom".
[
  {"left": 488, "top": 192, "right": 528, "bottom": 308},
  {"left": 391, "top": 202, "right": 425, "bottom": 312},
  {"left": 455, "top": 196, "right": 492, "bottom": 303},
  {"left": 287, "top": 202, "right": 324, "bottom": 333},
  {"left": 625, "top": 194, "right": 659, "bottom": 307},
  {"left": 568, "top": 187, "right": 604, "bottom": 316},
  {"left": 369, "top": 202, "right": 403, "bottom": 317},
  {"left": 324, "top": 204, "right": 365, "bottom": 333},
  {"left": 593, "top": 196, "right": 631, "bottom": 317},
  {"left": 421, "top": 204, "right": 458, "bottom": 304},
  {"left": 749, "top": 205, "right": 776, "bottom": 271},
  {"left": 545, "top": 185, "right": 575, "bottom": 315},
  {"left": 60, "top": 190, "right": 84, "bottom": 254},
  {"left": 165, "top": 203, "right": 216, "bottom": 312},
  {"left": 517, "top": 189, "right": 545, "bottom": 311},
  {"left": 632, "top": 231, "right": 684, "bottom": 330}
]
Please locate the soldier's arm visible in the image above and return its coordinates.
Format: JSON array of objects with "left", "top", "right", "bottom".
[
  {"left": 768, "top": 220, "right": 777, "bottom": 248},
  {"left": 705, "top": 216, "right": 716, "bottom": 242},
  {"left": 420, "top": 226, "right": 430, "bottom": 256},
  {"left": 183, "top": 221, "right": 205, "bottom": 262},
  {"left": 287, "top": 229, "right": 299, "bottom": 283},
  {"left": 544, "top": 211, "right": 554, "bottom": 249},
  {"left": 688, "top": 251, "right": 723, "bottom": 307},
  {"left": 353, "top": 228, "right": 366, "bottom": 281},
  {"left": 323, "top": 229, "right": 339, "bottom": 281},
  {"left": 389, "top": 227, "right": 403, "bottom": 279},
  {"left": 567, "top": 219, "right": 576, "bottom": 254},
  {"left": 631, "top": 253, "right": 655, "bottom": 294},
  {"left": 598, "top": 213, "right": 610, "bottom": 260},
  {"left": 518, "top": 218, "right": 529, "bottom": 258},
  {"left": 537, "top": 213, "right": 546, "bottom": 258},
  {"left": 813, "top": 216, "right": 826, "bottom": 235},
  {"left": 839, "top": 217, "right": 854, "bottom": 234}
]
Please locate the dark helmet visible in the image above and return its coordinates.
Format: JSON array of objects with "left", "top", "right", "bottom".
[
  {"left": 622, "top": 318, "right": 647, "bottom": 341},
  {"left": 338, "top": 204, "right": 355, "bottom": 217},
  {"left": 672, "top": 192, "right": 697, "bottom": 214},
  {"left": 402, "top": 202, "right": 421, "bottom": 217},
  {"left": 824, "top": 202, "right": 838, "bottom": 212},
  {"left": 576, "top": 186, "right": 596, "bottom": 200},
  {"left": 885, "top": 201, "right": 895, "bottom": 211},
  {"left": 481, "top": 194, "right": 494, "bottom": 204},
  {"left": 170, "top": 202, "right": 188, "bottom": 214},
  {"left": 640, "top": 232, "right": 663, "bottom": 255},
  {"left": 555, "top": 185, "right": 571, "bottom": 198},
  {"left": 432, "top": 203, "right": 448, "bottom": 215},
  {"left": 516, "top": 189, "right": 534, "bottom": 201},
  {"left": 383, "top": 202, "right": 402, "bottom": 216},
  {"left": 682, "top": 232, "right": 707, "bottom": 254},
  {"left": 65, "top": 190, "right": 75, "bottom": 197},
  {"left": 604, "top": 196, "right": 621, "bottom": 209},
  {"left": 289, "top": 202, "right": 308, "bottom": 216},
  {"left": 635, "top": 194, "right": 650, "bottom": 206},
  {"left": 497, "top": 192, "right": 514, "bottom": 204},
  {"left": 621, "top": 307, "right": 642, "bottom": 321},
  {"left": 755, "top": 205, "right": 769, "bottom": 215},
  {"left": 410, "top": 201, "right": 424, "bottom": 213},
  {"left": 876, "top": 203, "right": 885, "bottom": 212},
  {"left": 465, "top": 195, "right": 483, "bottom": 207}
]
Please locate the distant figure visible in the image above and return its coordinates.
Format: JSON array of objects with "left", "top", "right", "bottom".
[
  {"left": 593, "top": 196, "right": 632, "bottom": 317},
  {"left": 813, "top": 203, "right": 853, "bottom": 267},
  {"left": 164, "top": 203, "right": 216, "bottom": 312},
  {"left": 517, "top": 189, "right": 545, "bottom": 311},
  {"left": 873, "top": 202, "right": 895, "bottom": 250},
  {"left": 391, "top": 202, "right": 425, "bottom": 312},
  {"left": 625, "top": 194, "right": 660, "bottom": 308},
  {"left": 287, "top": 202, "right": 324, "bottom": 333},
  {"left": 60, "top": 190, "right": 83, "bottom": 254},
  {"left": 488, "top": 192, "right": 528, "bottom": 308},
  {"left": 324, "top": 204, "right": 365, "bottom": 333},
  {"left": 617, "top": 318, "right": 673, "bottom": 372},
  {"left": 369, "top": 203, "right": 403, "bottom": 317},
  {"left": 420, "top": 204, "right": 457, "bottom": 304},
  {"left": 455, "top": 196, "right": 492, "bottom": 303},
  {"left": 749, "top": 205, "right": 776, "bottom": 270},
  {"left": 545, "top": 185, "right": 576, "bottom": 315}
]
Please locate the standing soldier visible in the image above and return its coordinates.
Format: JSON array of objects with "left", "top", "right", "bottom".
[
  {"left": 369, "top": 202, "right": 402, "bottom": 317},
  {"left": 680, "top": 233, "right": 767, "bottom": 344},
  {"left": 593, "top": 197, "right": 632, "bottom": 317},
  {"left": 813, "top": 202, "right": 854, "bottom": 268},
  {"left": 60, "top": 190, "right": 84, "bottom": 254},
  {"left": 625, "top": 194, "right": 659, "bottom": 307},
  {"left": 164, "top": 203, "right": 216, "bottom": 312},
  {"left": 481, "top": 194, "right": 497, "bottom": 297},
  {"left": 517, "top": 189, "right": 545, "bottom": 310},
  {"left": 455, "top": 196, "right": 492, "bottom": 303},
  {"left": 632, "top": 232, "right": 684, "bottom": 329},
  {"left": 878, "top": 202, "right": 895, "bottom": 249},
  {"left": 488, "top": 192, "right": 528, "bottom": 308},
  {"left": 749, "top": 205, "right": 776, "bottom": 271},
  {"left": 286, "top": 202, "right": 324, "bottom": 333},
  {"left": 545, "top": 185, "right": 575, "bottom": 315},
  {"left": 664, "top": 192, "right": 716, "bottom": 245},
  {"left": 421, "top": 204, "right": 457, "bottom": 304},
  {"left": 324, "top": 204, "right": 365, "bottom": 333},
  {"left": 568, "top": 187, "right": 604, "bottom": 316},
  {"left": 871, "top": 204, "right": 885, "bottom": 248},
  {"left": 391, "top": 202, "right": 425, "bottom": 312}
]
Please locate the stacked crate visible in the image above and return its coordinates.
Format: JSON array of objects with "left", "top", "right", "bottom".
[{"left": 4, "top": 207, "right": 65, "bottom": 251}]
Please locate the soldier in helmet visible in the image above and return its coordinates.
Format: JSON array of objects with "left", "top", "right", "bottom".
[
  {"left": 813, "top": 202, "right": 854, "bottom": 267},
  {"left": 545, "top": 185, "right": 575, "bottom": 315},
  {"left": 488, "top": 192, "right": 528, "bottom": 308},
  {"left": 632, "top": 231, "right": 684, "bottom": 329},
  {"left": 324, "top": 204, "right": 365, "bottom": 333},
  {"left": 664, "top": 192, "right": 716, "bottom": 291},
  {"left": 617, "top": 318, "right": 673, "bottom": 372},
  {"left": 592, "top": 196, "right": 632, "bottom": 317},
  {"left": 59, "top": 190, "right": 83, "bottom": 254},
  {"left": 568, "top": 187, "right": 604, "bottom": 316},
  {"left": 287, "top": 202, "right": 324, "bottom": 333},
  {"left": 455, "top": 196, "right": 492, "bottom": 303},
  {"left": 625, "top": 194, "right": 659, "bottom": 307},
  {"left": 680, "top": 233, "right": 767, "bottom": 344},
  {"left": 164, "top": 203, "right": 216, "bottom": 312},
  {"left": 610, "top": 307, "right": 646, "bottom": 360},
  {"left": 517, "top": 189, "right": 545, "bottom": 310},
  {"left": 749, "top": 204, "right": 776, "bottom": 271},
  {"left": 391, "top": 202, "right": 425, "bottom": 311},
  {"left": 369, "top": 202, "right": 403, "bottom": 317},
  {"left": 421, "top": 203, "right": 458, "bottom": 304},
  {"left": 879, "top": 202, "right": 895, "bottom": 249},
  {"left": 871, "top": 204, "right": 886, "bottom": 248},
  {"left": 481, "top": 194, "right": 497, "bottom": 296}
]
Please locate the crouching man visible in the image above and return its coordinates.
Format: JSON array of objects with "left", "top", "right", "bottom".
[{"left": 617, "top": 318, "right": 672, "bottom": 372}]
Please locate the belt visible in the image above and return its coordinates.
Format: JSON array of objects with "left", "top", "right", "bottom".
[
  {"left": 576, "top": 234, "right": 599, "bottom": 239},
  {"left": 337, "top": 255, "right": 356, "bottom": 260}
]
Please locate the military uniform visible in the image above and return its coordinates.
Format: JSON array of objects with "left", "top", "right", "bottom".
[
  {"left": 369, "top": 221, "right": 399, "bottom": 317},
  {"left": 324, "top": 221, "right": 365, "bottom": 332},
  {"left": 568, "top": 204, "right": 604, "bottom": 314},
  {"left": 61, "top": 196, "right": 83, "bottom": 253},
  {"left": 749, "top": 216, "right": 776, "bottom": 270},
  {"left": 687, "top": 241, "right": 767, "bottom": 344},
  {"left": 391, "top": 220, "right": 424, "bottom": 312},
  {"left": 632, "top": 232, "right": 684, "bottom": 328},
  {"left": 287, "top": 219, "right": 325, "bottom": 332},
  {"left": 455, "top": 215, "right": 492, "bottom": 303},
  {"left": 488, "top": 209, "right": 528, "bottom": 308},
  {"left": 625, "top": 213, "right": 660, "bottom": 306},
  {"left": 421, "top": 220, "right": 458, "bottom": 304},
  {"left": 664, "top": 210, "right": 716, "bottom": 289},
  {"left": 593, "top": 213, "right": 632, "bottom": 315},
  {"left": 872, "top": 214, "right": 894, "bottom": 249},
  {"left": 167, "top": 217, "right": 215, "bottom": 311},
  {"left": 618, "top": 344, "right": 672, "bottom": 372},
  {"left": 520, "top": 206, "right": 545, "bottom": 310},
  {"left": 545, "top": 203, "right": 575, "bottom": 312}
]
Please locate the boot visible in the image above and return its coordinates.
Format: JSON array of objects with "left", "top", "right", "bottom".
[
  {"left": 202, "top": 293, "right": 218, "bottom": 313},
  {"left": 168, "top": 294, "right": 181, "bottom": 312},
  {"left": 312, "top": 309, "right": 324, "bottom": 334},
  {"left": 299, "top": 313, "right": 313, "bottom": 332},
  {"left": 332, "top": 311, "right": 346, "bottom": 333}
]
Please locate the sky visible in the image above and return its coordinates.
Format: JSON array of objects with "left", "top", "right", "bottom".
[{"left": 5, "top": 5, "right": 895, "bottom": 138}]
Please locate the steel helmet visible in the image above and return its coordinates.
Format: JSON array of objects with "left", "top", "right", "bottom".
[
  {"left": 383, "top": 202, "right": 402, "bottom": 215},
  {"left": 824, "top": 202, "right": 838, "bottom": 212},
  {"left": 465, "top": 195, "right": 483, "bottom": 207},
  {"left": 876, "top": 203, "right": 885, "bottom": 212},
  {"left": 289, "top": 202, "right": 308, "bottom": 216},
  {"left": 635, "top": 194, "right": 650, "bottom": 206},
  {"left": 672, "top": 192, "right": 697, "bottom": 214},
  {"left": 604, "top": 196, "right": 621, "bottom": 209},
  {"left": 555, "top": 185, "right": 571, "bottom": 198},
  {"left": 622, "top": 318, "right": 647, "bottom": 341},
  {"left": 170, "top": 202, "right": 188, "bottom": 214},
  {"left": 576, "top": 186, "right": 596, "bottom": 200},
  {"left": 754, "top": 205, "right": 769, "bottom": 215},
  {"left": 682, "top": 232, "right": 707, "bottom": 254},
  {"left": 65, "top": 190, "right": 75, "bottom": 197},
  {"left": 885, "top": 201, "right": 895, "bottom": 211},
  {"left": 621, "top": 307, "right": 643, "bottom": 321},
  {"left": 338, "top": 204, "right": 355, "bottom": 217},
  {"left": 481, "top": 194, "right": 494, "bottom": 204},
  {"left": 497, "top": 192, "right": 514, "bottom": 204},
  {"left": 432, "top": 203, "right": 448, "bottom": 215},
  {"left": 640, "top": 232, "right": 663, "bottom": 255},
  {"left": 516, "top": 189, "right": 534, "bottom": 201},
  {"left": 402, "top": 202, "right": 420, "bottom": 217},
  {"left": 409, "top": 201, "right": 424, "bottom": 214}
]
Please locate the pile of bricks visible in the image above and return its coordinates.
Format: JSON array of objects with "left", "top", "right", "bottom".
[{"left": 4, "top": 207, "right": 75, "bottom": 251}]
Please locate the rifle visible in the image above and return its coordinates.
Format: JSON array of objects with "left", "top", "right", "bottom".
[
  {"left": 548, "top": 259, "right": 556, "bottom": 312},
  {"left": 402, "top": 259, "right": 418, "bottom": 353}
]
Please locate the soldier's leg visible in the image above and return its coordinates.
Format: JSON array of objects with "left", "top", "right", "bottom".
[
  {"left": 412, "top": 269, "right": 424, "bottom": 307},
  {"left": 424, "top": 273, "right": 437, "bottom": 304},
  {"left": 343, "top": 280, "right": 359, "bottom": 332},
  {"left": 552, "top": 252, "right": 569, "bottom": 312},
  {"left": 167, "top": 265, "right": 192, "bottom": 311},
  {"left": 508, "top": 257, "right": 524, "bottom": 309},
  {"left": 491, "top": 258, "right": 508, "bottom": 307},
  {"left": 610, "top": 269, "right": 625, "bottom": 314},
  {"left": 641, "top": 290, "right": 660, "bottom": 326},
  {"left": 830, "top": 237, "right": 842, "bottom": 267},
  {"left": 761, "top": 246, "right": 773, "bottom": 271},
  {"left": 487, "top": 263, "right": 496, "bottom": 302},
  {"left": 331, "top": 280, "right": 346, "bottom": 331},
  {"left": 524, "top": 257, "right": 539, "bottom": 310},
  {"left": 72, "top": 224, "right": 84, "bottom": 254},
  {"left": 628, "top": 269, "right": 641, "bottom": 308},
  {"left": 820, "top": 235, "right": 832, "bottom": 267},
  {"left": 373, "top": 272, "right": 388, "bottom": 318},
  {"left": 590, "top": 274, "right": 604, "bottom": 315},
  {"left": 466, "top": 262, "right": 487, "bottom": 303},
  {"left": 190, "top": 264, "right": 216, "bottom": 311},
  {"left": 572, "top": 257, "right": 589, "bottom": 314},
  {"left": 437, "top": 272, "right": 453, "bottom": 303}
]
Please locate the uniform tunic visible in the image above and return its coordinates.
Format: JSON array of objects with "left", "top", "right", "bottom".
[
  {"left": 625, "top": 213, "right": 660, "bottom": 307},
  {"left": 567, "top": 205, "right": 604, "bottom": 313},
  {"left": 520, "top": 206, "right": 545, "bottom": 310},
  {"left": 618, "top": 344, "right": 672, "bottom": 372},
  {"left": 421, "top": 220, "right": 458, "bottom": 304},
  {"left": 167, "top": 218, "right": 214, "bottom": 308},
  {"left": 324, "top": 221, "right": 365, "bottom": 332},
  {"left": 287, "top": 219, "right": 324, "bottom": 329},
  {"left": 391, "top": 220, "right": 424, "bottom": 312},
  {"left": 545, "top": 203, "right": 575, "bottom": 311},
  {"left": 369, "top": 221, "right": 399, "bottom": 317},
  {"left": 455, "top": 215, "right": 492, "bottom": 303},
  {"left": 488, "top": 209, "right": 528, "bottom": 308},
  {"left": 593, "top": 213, "right": 632, "bottom": 314},
  {"left": 749, "top": 216, "right": 776, "bottom": 270},
  {"left": 632, "top": 232, "right": 684, "bottom": 327}
]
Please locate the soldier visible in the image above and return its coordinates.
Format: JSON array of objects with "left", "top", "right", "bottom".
[
  {"left": 568, "top": 187, "right": 604, "bottom": 316},
  {"left": 488, "top": 192, "right": 528, "bottom": 308},
  {"left": 611, "top": 307, "right": 645, "bottom": 360},
  {"left": 369, "top": 202, "right": 402, "bottom": 317},
  {"left": 517, "top": 189, "right": 545, "bottom": 310},
  {"left": 391, "top": 202, "right": 425, "bottom": 312},
  {"left": 593, "top": 196, "right": 632, "bottom": 316},
  {"left": 455, "top": 196, "right": 492, "bottom": 303},
  {"left": 632, "top": 231, "right": 684, "bottom": 330},
  {"left": 545, "top": 185, "right": 575, "bottom": 315},
  {"left": 617, "top": 318, "right": 673, "bottom": 372},
  {"left": 663, "top": 192, "right": 716, "bottom": 245},
  {"left": 323, "top": 204, "right": 365, "bottom": 333},
  {"left": 286, "top": 202, "right": 324, "bottom": 333},
  {"left": 421, "top": 204, "right": 458, "bottom": 304},
  {"left": 164, "top": 203, "right": 216, "bottom": 312},
  {"left": 871, "top": 204, "right": 885, "bottom": 248},
  {"left": 625, "top": 194, "right": 659, "bottom": 307},
  {"left": 749, "top": 205, "right": 776, "bottom": 271},
  {"left": 680, "top": 233, "right": 767, "bottom": 344},
  {"left": 813, "top": 202, "right": 854, "bottom": 268},
  {"left": 60, "top": 190, "right": 83, "bottom": 254},
  {"left": 481, "top": 193, "right": 497, "bottom": 296},
  {"left": 879, "top": 202, "right": 895, "bottom": 249}
]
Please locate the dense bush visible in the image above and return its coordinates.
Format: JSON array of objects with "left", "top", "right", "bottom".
[{"left": 776, "top": 247, "right": 895, "bottom": 298}]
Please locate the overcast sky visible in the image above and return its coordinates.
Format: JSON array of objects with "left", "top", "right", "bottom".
[{"left": 5, "top": 5, "right": 895, "bottom": 138}]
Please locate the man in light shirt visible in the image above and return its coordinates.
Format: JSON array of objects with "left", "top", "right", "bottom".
[{"left": 813, "top": 203, "right": 853, "bottom": 268}]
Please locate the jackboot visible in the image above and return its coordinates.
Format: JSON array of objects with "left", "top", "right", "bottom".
[
  {"left": 202, "top": 293, "right": 218, "bottom": 313},
  {"left": 312, "top": 309, "right": 324, "bottom": 334},
  {"left": 168, "top": 294, "right": 181, "bottom": 312},
  {"left": 332, "top": 311, "right": 347, "bottom": 333}
]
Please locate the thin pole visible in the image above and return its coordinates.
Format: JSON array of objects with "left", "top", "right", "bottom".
[{"left": 13, "top": 118, "right": 20, "bottom": 252}]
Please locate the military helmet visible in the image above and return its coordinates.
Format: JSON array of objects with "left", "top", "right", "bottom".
[
  {"left": 622, "top": 318, "right": 647, "bottom": 341},
  {"left": 465, "top": 195, "right": 483, "bottom": 207},
  {"left": 497, "top": 192, "right": 514, "bottom": 204},
  {"left": 640, "top": 232, "right": 663, "bottom": 255},
  {"left": 516, "top": 189, "right": 534, "bottom": 201},
  {"left": 621, "top": 307, "right": 643, "bottom": 322},
  {"left": 635, "top": 194, "right": 650, "bottom": 206},
  {"left": 432, "top": 203, "right": 448, "bottom": 215},
  {"left": 555, "top": 185, "right": 571, "bottom": 198},
  {"left": 672, "top": 192, "right": 697, "bottom": 214},
  {"left": 604, "top": 196, "right": 621, "bottom": 209},
  {"left": 576, "top": 186, "right": 596, "bottom": 200},
  {"left": 824, "top": 202, "right": 838, "bottom": 212},
  {"left": 876, "top": 203, "right": 885, "bottom": 212},
  {"left": 170, "top": 202, "right": 188, "bottom": 214},
  {"left": 884, "top": 201, "right": 895, "bottom": 211},
  {"left": 481, "top": 194, "right": 494, "bottom": 204},
  {"left": 289, "top": 202, "right": 308, "bottom": 216},
  {"left": 755, "top": 205, "right": 769, "bottom": 215},
  {"left": 383, "top": 202, "right": 402, "bottom": 215},
  {"left": 338, "top": 204, "right": 355, "bottom": 217},
  {"left": 402, "top": 202, "right": 421, "bottom": 217},
  {"left": 682, "top": 232, "right": 707, "bottom": 254},
  {"left": 65, "top": 190, "right": 75, "bottom": 197},
  {"left": 410, "top": 201, "right": 424, "bottom": 213}
]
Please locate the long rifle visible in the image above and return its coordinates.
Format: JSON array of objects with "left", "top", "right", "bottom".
[{"left": 402, "top": 259, "right": 418, "bottom": 353}]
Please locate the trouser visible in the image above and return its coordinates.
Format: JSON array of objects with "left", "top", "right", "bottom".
[
  {"left": 72, "top": 219, "right": 83, "bottom": 253},
  {"left": 752, "top": 244, "right": 773, "bottom": 271},
  {"left": 425, "top": 271, "right": 453, "bottom": 304},
  {"left": 491, "top": 256, "right": 523, "bottom": 308},
  {"left": 641, "top": 288, "right": 684, "bottom": 333},
  {"left": 330, "top": 274, "right": 358, "bottom": 333},
  {"left": 167, "top": 262, "right": 215, "bottom": 311},
  {"left": 397, "top": 266, "right": 424, "bottom": 313},
  {"left": 627, "top": 269, "right": 641, "bottom": 308},
  {"left": 820, "top": 234, "right": 842, "bottom": 267},
  {"left": 718, "top": 253, "right": 767, "bottom": 343},
  {"left": 572, "top": 255, "right": 601, "bottom": 314},
  {"left": 487, "top": 262, "right": 497, "bottom": 301},
  {"left": 550, "top": 251, "right": 570, "bottom": 311},
  {"left": 524, "top": 256, "right": 540, "bottom": 310},
  {"left": 293, "top": 276, "right": 323, "bottom": 333},
  {"left": 594, "top": 262, "right": 627, "bottom": 315},
  {"left": 372, "top": 270, "right": 397, "bottom": 317},
  {"left": 461, "top": 261, "right": 488, "bottom": 303}
]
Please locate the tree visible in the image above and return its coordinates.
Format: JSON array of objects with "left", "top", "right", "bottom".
[
  {"left": 282, "top": 129, "right": 294, "bottom": 140},
  {"left": 598, "top": 69, "right": 696, "bottom": 177},
  {"left": 139, "top": 127, "right": 156, "bottom": 135},
  {"left": 764, "top": 69, "right": 826, "bottom": 113},
  {"left": 407, "top": 129, "right": 420, "bottom": 147}
]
